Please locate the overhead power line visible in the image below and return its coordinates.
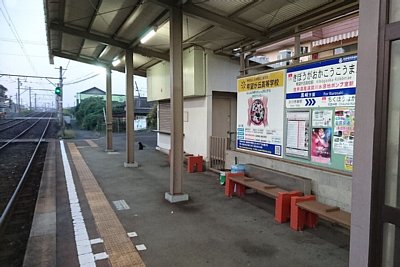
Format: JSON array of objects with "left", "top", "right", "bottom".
[
  {"left": 0, "top": 0, "right": 38, "bottom": 75},
  {"left": 64, "top": 73, "right": 100, "bottom": 85}
]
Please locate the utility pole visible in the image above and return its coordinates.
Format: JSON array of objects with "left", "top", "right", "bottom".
[
  {"left": 17, "top": 78, "right": 20, "bottom": 113},
  {"left": 59, "top": 66, "right": 64, "bottom": 131},
  {"left": 34, "top": 93, "right": 37, "bottom": 111},
  {"left": 29, "top": 87, "right": 32, "bottom": 110}
]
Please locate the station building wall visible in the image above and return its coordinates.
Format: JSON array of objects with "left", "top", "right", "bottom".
[{"left": 148, "top": 46, "right": 240, "bottom": 158}]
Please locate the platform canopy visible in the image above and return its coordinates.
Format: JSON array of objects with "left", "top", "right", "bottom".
[{"left": 43, "top": 0, "right": 359, "bottom": 76}]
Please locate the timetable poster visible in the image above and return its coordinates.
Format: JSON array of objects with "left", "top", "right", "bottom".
[{"left": 286, "top": 111, "right": 310, "bottom": 158}]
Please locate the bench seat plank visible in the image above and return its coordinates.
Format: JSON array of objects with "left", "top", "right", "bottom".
[
  {"left": 297, "top": 200, "right": 351, "bottom": 229},
  {"left": 228, "top": 175, "right": 288, "bottom": 199}
]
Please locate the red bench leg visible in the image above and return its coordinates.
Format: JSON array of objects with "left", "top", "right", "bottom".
[
  {"left": 275, "top": 191, "right": 303, "bottom": 223},
  {"left": 236, "top": 183, "right": 246, "bottom": 198},
  {"left": 224, "top": 174, "right": 234, "bottom": 197},
  {"left": 290, "top": 195, "right": 316, "bottom": 231},
  {"left": 225, "top": 172, "right": 245, "bottom": 197},
  {"left": 306, "top": 212, "right": 318, "bottom": 228},
  {"left": 187, "top": 156, "right": 203, "bottom": 173}
]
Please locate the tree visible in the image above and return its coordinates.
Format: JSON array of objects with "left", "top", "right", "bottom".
[
  {"left": 146, "top": 105, "right": 157, "bottom": 130},
  {"left": 75, "top": 97, "right": 105, "bottom": 130}
]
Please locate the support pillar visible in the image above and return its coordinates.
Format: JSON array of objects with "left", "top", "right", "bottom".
[
  {"left": 239, "top": 53, "right": 246, "bottom": 76},
  {"left": 293, "top": 30, "right": 301, "bottom": 64},
  {"left": 165, "top": 6, "right": 188, "bottom": 203},
  {"left": 105, "top": 68, "right": 113, "bottom": 152},
  {"left": 124, "top": 50, "right": 138, "bottom": 168}
]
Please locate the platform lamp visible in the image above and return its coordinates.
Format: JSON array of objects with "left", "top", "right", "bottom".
[
  {"left": 112, "top": 58, "right": 121, "bottom": 67},
  {"left": 140, "top": 27, "right": 157, "bottom": 44}
]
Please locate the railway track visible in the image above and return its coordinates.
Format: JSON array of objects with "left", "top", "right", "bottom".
[{"left": 0, "top": 112, "right": 59, "bottom": 266}]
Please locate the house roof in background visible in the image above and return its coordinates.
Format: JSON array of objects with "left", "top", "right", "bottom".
[{"left": 79, "top": 87, "right": 105, "bottom": 95}]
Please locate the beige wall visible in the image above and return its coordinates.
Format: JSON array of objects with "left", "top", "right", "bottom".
[{"left": 147, "top": 47, "right": 206, "bottom": 101}]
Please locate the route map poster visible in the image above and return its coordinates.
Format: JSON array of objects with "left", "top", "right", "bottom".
[
  {"left": 236, "top": 70, "right": 285, "bottom": 157},
  {"left": 286, "top": 55, "right": 357, "bottom": 109}
]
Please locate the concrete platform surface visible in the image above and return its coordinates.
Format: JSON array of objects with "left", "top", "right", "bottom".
[{"left": 26, "top": 131, "right": 349, "bottom": 267}]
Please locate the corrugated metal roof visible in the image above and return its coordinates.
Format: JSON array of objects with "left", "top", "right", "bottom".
[{"left": 44, "top": 0, "right": 359, "bottom": 75}]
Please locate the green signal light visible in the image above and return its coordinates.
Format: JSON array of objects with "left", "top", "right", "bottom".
[{"left": 55, "top": 87, "right": 62, "bottom": 96}]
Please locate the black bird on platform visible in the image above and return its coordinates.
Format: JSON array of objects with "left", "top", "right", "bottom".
[{"left": 138, "top": 142, "right": 145, "bottom": 150}]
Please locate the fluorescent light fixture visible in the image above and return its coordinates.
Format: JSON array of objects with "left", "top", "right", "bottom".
[
  {"left": 99, "top": 47, "right": 108, "bottom": 58},
  {"left": 140, "top": 28, "right": 156, "bottom": 44},
  {"left": 112, "top": 59, "right": 121, "bottom": 67}
]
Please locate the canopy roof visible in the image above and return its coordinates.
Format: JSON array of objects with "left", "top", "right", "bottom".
[{"left": 44, "top": 0, "right": 359, "bottom": 76}]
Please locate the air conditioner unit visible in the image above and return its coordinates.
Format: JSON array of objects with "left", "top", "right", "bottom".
[{"left": 277, "top": 50, "right": 292, "bottom": 66}]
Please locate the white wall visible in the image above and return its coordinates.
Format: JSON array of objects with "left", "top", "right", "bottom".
[
  {"left": 148, "top": 62, "right": 169, "bottom": 101},
  {"left": 183, "top": 97, "right": 209, "bottom": 159},
  {"left": 153, "top": 47, "right": 241, "bottom": 161},
  {"left": 207, "top": 53, "right": 240, "bottom": 93},
  {"left": 157, "top": 132, "right": 171, "bottom": 153},
  {"left": 157, "top": 97, "right": 211, "bottom": 160},
  {"left": 147, "top": 47, "right": 206, "bottom": 101}
]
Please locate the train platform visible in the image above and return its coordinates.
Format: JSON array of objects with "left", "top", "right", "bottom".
[{"left": 24, "top": 131, "right": 350, "bottom": 267}]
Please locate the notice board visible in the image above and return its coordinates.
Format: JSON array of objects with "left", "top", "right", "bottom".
[
  {"left": 284, "top": 55, "right": 357, "bottom": 172},
  {"left": 236, "top": 70, "right": 285, "bottom": 157}
]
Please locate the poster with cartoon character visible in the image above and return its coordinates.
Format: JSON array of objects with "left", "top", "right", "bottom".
[
  {"left": 236, "top": 70, "right": 285, "bottom": 157},
  {"left": 311, "top": 127, "right": 332, "bottom": 164}
]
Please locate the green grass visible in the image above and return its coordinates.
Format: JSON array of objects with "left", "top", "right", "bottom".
[{"left": 62, "top": 129, "right": 76, "bottom": 139}]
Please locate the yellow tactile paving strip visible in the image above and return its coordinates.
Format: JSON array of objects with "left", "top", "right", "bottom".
[
  {"left": 85, "top": 139, "right": 99, "bottom": 148},
  {"left": 68, "top": 143, "right": 145, "bottom": 267}
]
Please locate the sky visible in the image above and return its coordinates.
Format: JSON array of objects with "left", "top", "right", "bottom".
[{"left": 0, "top": 0, "right": 147, "bottom": 109}]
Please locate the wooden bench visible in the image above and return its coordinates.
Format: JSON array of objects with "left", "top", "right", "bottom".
[
  {"left": 290, "top": 195, "right": 351, "bottom": 231},
  {"left": 225, "top": 173, "right": 288, "bottom": 199},
  {"left": 225, "top": 172, "right": 304, "bottom": 223}
]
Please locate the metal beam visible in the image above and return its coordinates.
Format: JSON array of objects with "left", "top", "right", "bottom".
[
  {"left": 150, "top": 0, "right": 264, "bottom": 39},
  {"left": 50, "top": 22, "right": 169, "bottom": 61},
  {"left": 50, "top": 22, "right": 129, "bottom": 48},
  {"left": 182, "top": 2, "right": 263, "bottom": 39},
  {"left": 51, "top": 51, "right": 147, "bottom": 76},
  {"left": 77, "top": 0, "right": 104, "bottom": 57},
  {"left": 134, "top": 46, "right": 169, "bottom": 61},
  {"left": 269, "top": 1, "right": 359, "bottom": 35},
  {"left": 244, "top": 1, "right": 359, "bottom": 53},
  {"left": 228, "top": 0, "right": 261, "bottom": 18}
]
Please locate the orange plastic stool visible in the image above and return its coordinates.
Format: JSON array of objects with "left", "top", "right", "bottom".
[
  {"left": 290, "top": 195, "right": 316, "bottom": 231},
  {"left": 275, "top": 191, "right": 303, "bottom": 223}
]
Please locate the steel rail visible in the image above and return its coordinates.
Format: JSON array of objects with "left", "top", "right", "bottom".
[
  {"left": 0, "top": 113, "right": 50, "bottom": 150},
  {"left": 0, "top": 118, "right": 30, "bottom": 131},
  {"left": 0, "top": 119, "right": 17, "bottom": 126},
  {"left": 0, "top": 114, "right": 52, "bottom": 234},
  {"left": 0, "top": 112, "right": 42, "bottom": 130}
]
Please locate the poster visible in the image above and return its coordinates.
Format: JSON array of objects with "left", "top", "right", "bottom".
[
  {"left": 312, "top": 109, "right": 333, "bottom": 127},
  {"left": 236, "top": 70, "right": 285, "bottom": 157},
  {"left": 344, "top": 155, "right": 353, "bottom": 171},
  {"left": 286, "top": 111, "right": 310, "bottom": 158},
  {"left": 311, "top": 127, "right": 332, "bottom": 164},
  {"left": 333, "top": 108, "right": 355, "bottom": 155},
  {"left": 286, "top": 55, "right": 357, "bottom": 108}
]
